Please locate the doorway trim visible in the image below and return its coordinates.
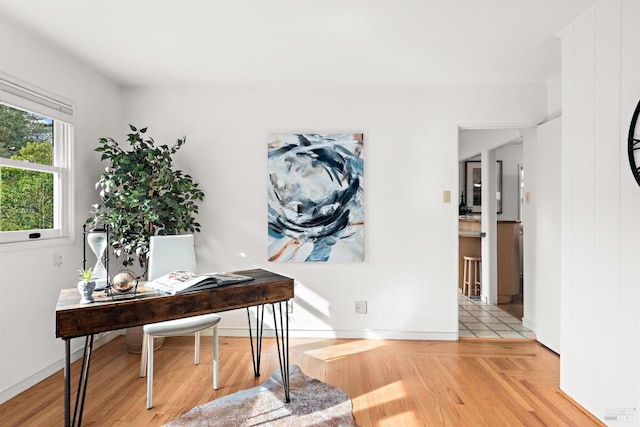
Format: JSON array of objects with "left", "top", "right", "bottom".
[{"left": 456, "top": 122, "right": 537, "bottom": 340}]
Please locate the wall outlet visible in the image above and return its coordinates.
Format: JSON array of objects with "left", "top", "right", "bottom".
[
  {"left": 355, "top": 300, "right": 367, "bottom": 314},
  {"left": 287, "top": 300, "right": 293, "bottom": 313}
]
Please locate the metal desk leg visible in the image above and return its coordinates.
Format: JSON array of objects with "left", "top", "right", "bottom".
[
  {"left": 64, "top": 335, "right": 94, "bottom": 427},
  {"left": 247, "top": 303, "right": 290, "bottom": 402},
  {"left": 272, "top": 301, "right": 290, "bottom": 403},
  {"left": 64, "top": 339, "right": 71, "bottom": 427},
  {"left": 247, "top": 305, "right": 265, "bottom": 377},
  {"left": 74, "top": 335, "right": 94, "bottom": 426}
]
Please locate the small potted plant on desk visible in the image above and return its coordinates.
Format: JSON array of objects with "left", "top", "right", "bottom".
[
  {"left": 77, "top": 268, "right": 97, "bottom": 304},
  {"left": 87, "top": 125, "right": 205, "bottom": 353}
]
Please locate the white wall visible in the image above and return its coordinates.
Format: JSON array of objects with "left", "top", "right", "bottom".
[
  {"left": 560, "top": 0, "right": 640, "bottom": 424},
  {"left": 459, "top": 128, "right": 522, "bottom": 161},
  {"left": 0, "top": 15, "right": 122, "bottom": 402},
  {"left": 546, "top": 74, "right": 562, "bottom": 121},
  {"left": 120, "top": 84, "right": 546, "bottom": 338}
]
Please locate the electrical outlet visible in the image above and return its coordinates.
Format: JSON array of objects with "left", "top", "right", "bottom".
[
  {"left": 287, "top": 300, "right": 293, "bottom": 313},
  {"left": 355, "top": 301, "right": 367, "bottom": 314}
]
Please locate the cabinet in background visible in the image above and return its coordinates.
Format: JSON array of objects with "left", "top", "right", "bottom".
[
  {"left": 458, "top": 218, "right": 522, "bottom": 303},
  {"left": 496, "top": 221, "right": 521, "bottom": 303}
]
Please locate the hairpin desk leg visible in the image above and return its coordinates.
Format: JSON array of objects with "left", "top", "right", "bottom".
[
  {"left": 246, "top": 303, "right": 290, "bottom": 402},
  {"left": 247, "top": 305, "right": 265, "bottom": 377},
  {"left": 73, "top": 335, "right": 94, "bottom": 426},
  {"left": 64, "top": 339, "right": 71, "bottom": 427},
  {"left": 64, "top": 335, "right": 94, "bottom": 427},
  {"left": 272, "top": 301, "right": 290, "bottom": 403}
]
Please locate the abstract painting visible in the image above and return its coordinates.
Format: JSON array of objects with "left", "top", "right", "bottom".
[{"left": 268, "top": 133, "right": 364, "bottom": 262}]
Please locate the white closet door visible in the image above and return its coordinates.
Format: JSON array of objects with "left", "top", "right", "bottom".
[{"left": 536, "top": 117, "right": 562, "bottom": 353}]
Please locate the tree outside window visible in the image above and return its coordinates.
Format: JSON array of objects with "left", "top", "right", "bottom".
[{"left": 0, "top": 105, "right": 54, "bottom": 231}]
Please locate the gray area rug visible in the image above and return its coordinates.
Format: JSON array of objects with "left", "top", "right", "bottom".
[{"left": 165, "top": 365, "right": 358, "bottom": 426}]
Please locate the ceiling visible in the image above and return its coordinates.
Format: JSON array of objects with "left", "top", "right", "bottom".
[{"left": 0, "top": 0, "right": 599, "bottom": 88}]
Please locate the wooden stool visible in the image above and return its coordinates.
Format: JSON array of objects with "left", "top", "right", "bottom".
[{"left": 463, "top": 256, "right": 481, "bottom": 298}]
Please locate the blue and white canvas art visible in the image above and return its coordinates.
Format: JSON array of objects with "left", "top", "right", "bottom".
[{"left": 268, "top": 133, "right": 364, "bottom": 262}]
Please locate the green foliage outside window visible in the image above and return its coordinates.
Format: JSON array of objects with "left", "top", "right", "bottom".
[
  {"left": 0, "top": 105, "right": 54, "bottom": 231},
  {"left": 0, "top": 105, "right": 53, "bottom": 159}
]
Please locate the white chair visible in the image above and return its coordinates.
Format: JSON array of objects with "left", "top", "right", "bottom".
[{"left": 140, "top": 234, "right": 221, "bottom": 409}]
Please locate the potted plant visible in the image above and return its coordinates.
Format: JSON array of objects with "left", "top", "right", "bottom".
[
  {"left": 77, "top": 268, "right": 97, "bottom": 304},
  {"left": 88, "top": 125, "right": 205, "bottom": 352}
]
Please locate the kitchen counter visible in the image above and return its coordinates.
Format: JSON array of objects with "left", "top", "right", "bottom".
[{"left": 459, "top": 230, "right": 486, "bottom": 238}]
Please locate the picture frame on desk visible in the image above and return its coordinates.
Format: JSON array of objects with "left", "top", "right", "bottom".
[{"left": 465, "top": 160, "right": 502, "bottom": 214}]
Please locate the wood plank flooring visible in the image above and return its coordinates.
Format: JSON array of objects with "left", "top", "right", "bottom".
[{"left": 0, "top": 336, "right": 603, "bottom": 426}]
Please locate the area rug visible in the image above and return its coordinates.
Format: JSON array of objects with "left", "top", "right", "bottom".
[{"left": 164, "top": 365, "right": 358, "bottom": 426}]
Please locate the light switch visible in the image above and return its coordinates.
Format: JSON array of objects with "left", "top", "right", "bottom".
[
  {"left": 525, "top": 192, "right": 531, "bottom": 203},
  {"left": 443, "top": 190, "right": 451, "bottom": 203}
]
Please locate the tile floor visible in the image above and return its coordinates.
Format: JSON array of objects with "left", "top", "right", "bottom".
[{"left": 458, "top": 294, "right": 536, "bottom": 339}]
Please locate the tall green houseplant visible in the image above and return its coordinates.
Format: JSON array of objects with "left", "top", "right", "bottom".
[{"left": 88, "top": 125, "right": 205, "bottom": 276}]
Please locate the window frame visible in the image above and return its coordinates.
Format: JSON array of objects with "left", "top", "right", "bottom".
[{"left": 0, "top": 73, "right": 75, "bottom": 246}]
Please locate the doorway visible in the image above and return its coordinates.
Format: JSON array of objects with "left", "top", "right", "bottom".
[{"left": 457, "top": 128, "right": 531, "bottom": 339}]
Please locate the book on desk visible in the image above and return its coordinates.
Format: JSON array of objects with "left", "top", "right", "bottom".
[{"left": 145, "top": 270, "right": 254, "bottom": 295}]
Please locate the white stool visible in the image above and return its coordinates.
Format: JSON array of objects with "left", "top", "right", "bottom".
[
  {"left": 463, "top": 256, "right": 481, "bottom": 298},
  {"left": 139, "top": 313, "right": 221, "bottom": 409}
]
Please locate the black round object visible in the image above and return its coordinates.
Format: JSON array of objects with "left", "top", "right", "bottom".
[{"left": 628, "top": 99, "right": 640, "bottom": 187}]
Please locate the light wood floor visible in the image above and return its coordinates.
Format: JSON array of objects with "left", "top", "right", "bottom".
[{"left": 0, "top": 336, "right": 603, "bottom": 426}]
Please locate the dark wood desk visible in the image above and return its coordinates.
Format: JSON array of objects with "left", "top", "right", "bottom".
[{"left": 56, "top": 268, "right": 294, "bottom": 427}]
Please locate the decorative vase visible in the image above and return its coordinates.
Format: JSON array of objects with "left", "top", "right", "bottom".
[{"left": 77, "top": 280, "right": 96, "bottom": 304}]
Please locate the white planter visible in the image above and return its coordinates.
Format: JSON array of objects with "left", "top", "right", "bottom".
[{"left": 77, "top": 280, "right": 96, "bottom": 304}]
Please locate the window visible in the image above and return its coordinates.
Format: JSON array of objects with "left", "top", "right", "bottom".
[{"left": 0, "top": 75, "right": 74, "bottom": 245}]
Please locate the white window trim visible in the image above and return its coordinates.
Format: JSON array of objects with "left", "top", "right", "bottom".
[
  {"left": 0, "top": 157, "right": 61, "bottom": 174},
  {"left": 0, "top": 76, "right": 73, "bottom": 122},
  {"left": 0, "top": 73, "right": 75, "bottom": 248}
]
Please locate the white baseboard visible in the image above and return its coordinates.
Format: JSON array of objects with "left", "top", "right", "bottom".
[
  {"left": 211, "top": 327, "right": 458, "bottom": 341},
  {"left": 522, "top": 317, "right": 536, "bottom": 332},
  {"left": 0, "top": 330, "right": 122, "bottom": 405}
]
